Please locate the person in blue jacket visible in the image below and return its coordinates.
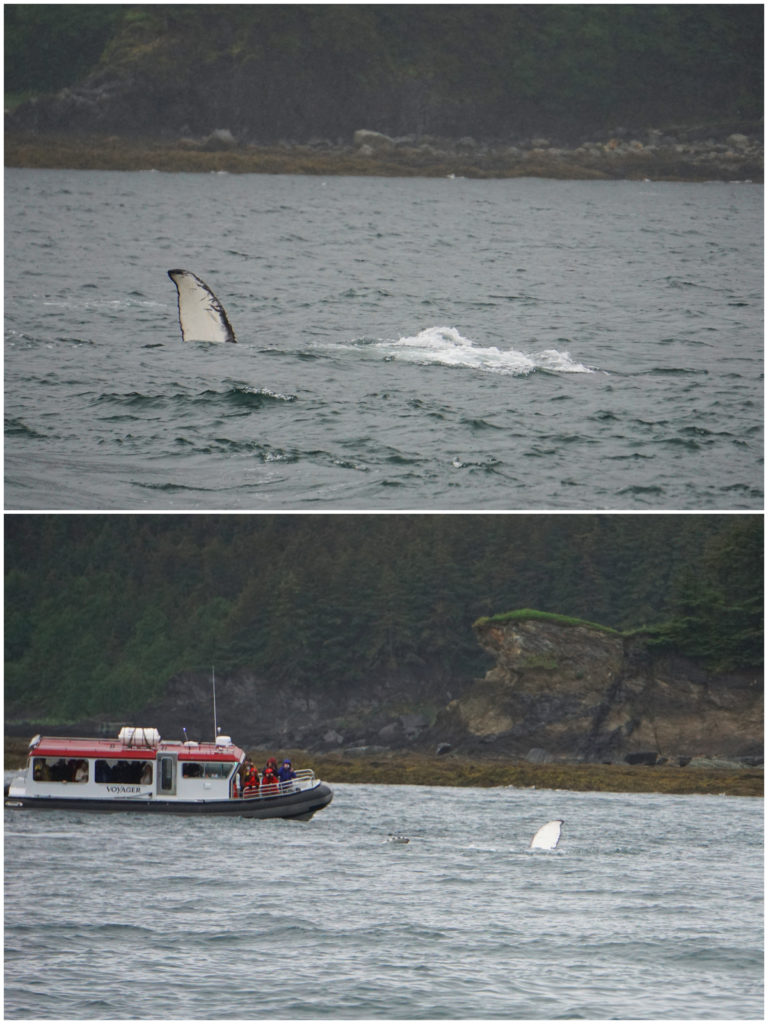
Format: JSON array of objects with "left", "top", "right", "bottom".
[{"left": 278, "top": 759, "right": 297, "bottom": 784}]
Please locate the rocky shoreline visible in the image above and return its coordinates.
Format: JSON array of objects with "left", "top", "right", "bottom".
[
  {"left": 4, "top": 125, "right": 763, "bottom": 181},
  {"left": 4, "top": 738, "right": 762, "bottom": 797},
  {"left": 305, "top": 751, "right": 763, "bottom": 797}
]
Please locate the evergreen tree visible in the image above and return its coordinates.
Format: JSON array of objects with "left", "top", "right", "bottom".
[{"left": 4, "top": 514, "right": 762, "bottom": 721}]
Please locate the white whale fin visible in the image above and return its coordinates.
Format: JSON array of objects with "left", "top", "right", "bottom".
[
  {"left": 167, "top": 269, "right": 236, "bottom": 343},
  {"left": 530, "top": 819, "right": 563, "bottom": 850}
]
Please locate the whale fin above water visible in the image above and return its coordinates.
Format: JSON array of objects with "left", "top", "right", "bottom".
[
  {"left": 167, "top": 269, "right": 236, "bottom": 343},
  {"left": 530, "top": 819, "right": 564, "bottom": 850}
]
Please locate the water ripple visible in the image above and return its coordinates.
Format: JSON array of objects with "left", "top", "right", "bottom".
[
  {"left": 5, "top": 170, "right": 762, "bottom": 509},
  {"left": 4, "top": 786, "right": 762, "bottom": 1019}
]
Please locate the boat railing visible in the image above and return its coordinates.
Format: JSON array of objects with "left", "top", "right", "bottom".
[{"left": 239, "top": 768, "right": 318, "bottom": 800}]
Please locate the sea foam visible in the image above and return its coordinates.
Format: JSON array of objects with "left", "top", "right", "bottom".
[{"left": 343, "top": 326, "right": 594, "bottom": 375}]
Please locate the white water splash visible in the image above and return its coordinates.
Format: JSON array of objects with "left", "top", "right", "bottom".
[{"left": 336, "top": 326, "right": 594, "bottom": 375}]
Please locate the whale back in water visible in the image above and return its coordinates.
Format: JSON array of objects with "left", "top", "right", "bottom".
[
  {"left": 530, "top": 819, "right": 564, "bottom": 850},
  {"left": 167, "top": 269, "right": 236, "bottom": 343}
]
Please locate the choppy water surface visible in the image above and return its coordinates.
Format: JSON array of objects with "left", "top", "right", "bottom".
[
  {"left": 4, "top": 783, "right": 763, "bottom": 1019},
  {"left": 4, "top": 169, "right": 763, "bottom": 509}
]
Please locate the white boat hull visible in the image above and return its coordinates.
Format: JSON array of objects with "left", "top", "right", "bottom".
[{"left": 5, "top": 782, "right": 333, "bottom": 820}]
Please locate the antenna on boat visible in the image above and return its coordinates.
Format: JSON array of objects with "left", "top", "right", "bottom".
[{"left": 211, "top": 664, "right": 218, "bottom": 741}]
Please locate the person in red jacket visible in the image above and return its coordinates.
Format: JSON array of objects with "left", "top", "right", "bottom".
[
  {"left": 242, "top": 763, "right": 260, "bottom": 799},
  {"left": 261, "top": 760, "right": 279, "bottom": 794}
]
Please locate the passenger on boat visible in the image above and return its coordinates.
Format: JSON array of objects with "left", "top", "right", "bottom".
[
  {"left": 237, "top": 758, "right": 253, "bottom": 788},
  {"left": 261, "top": 762, "right": 279, "bottom": 794},
  {"left": 278, "top": 760, "right": 296, "bottom": 784},
  {"left": 242, "top": 763, "right": 260, "bottom": 799},
  {"left": 74, "top": 760, "right": 88, "bottom": 783},
  {"left": 50, "top": 759, "right": 68, "bottom": 781}
]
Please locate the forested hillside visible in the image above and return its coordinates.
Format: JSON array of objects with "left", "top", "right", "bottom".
[
  {"left": 5, "top": 5, "right": 762, "bottom": 141},
  {"left": 5, "top": 515, "right": 762, "bottom": 723}
]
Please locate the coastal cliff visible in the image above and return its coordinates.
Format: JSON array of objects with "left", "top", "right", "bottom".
[
  {"left": 436, "top": 614, "right": 763, "bottom": 763},
  {"left": 23, "top": 614, "right": 761, "bottom": 769}
]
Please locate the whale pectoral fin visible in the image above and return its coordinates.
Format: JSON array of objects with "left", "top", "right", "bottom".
[
  {"left": 530, "top": 819, "right": 564, "bottom": 850},
  {"left": 167, "top": 269, "right": 237, "bottom": 343}
]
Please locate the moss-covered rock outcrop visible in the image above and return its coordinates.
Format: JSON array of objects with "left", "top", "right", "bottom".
[{"left": 436, "top": 612, "right": 763, "bottom": 762}]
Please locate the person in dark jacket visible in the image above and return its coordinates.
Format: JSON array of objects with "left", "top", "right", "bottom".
[
  {"left": 237, "top": 758, "right": 253, "bottom": 793},
  {"left": 278, "top": 760, "right": 297, "bottom": 785}
]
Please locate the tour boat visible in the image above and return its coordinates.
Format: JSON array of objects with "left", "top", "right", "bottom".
[{"left": 4, "top": 727, "right": 333, "bottom": 820}]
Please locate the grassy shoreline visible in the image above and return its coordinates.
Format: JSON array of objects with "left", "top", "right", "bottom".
[
  {"left": 304, "top": 751, "right": 763, "bottom": 797},
  {"left": 5, "top": 739, "right": 761, "bottom": 797},
  {"left": 5, "top": 133, "right": 762, "bottom": 182}
]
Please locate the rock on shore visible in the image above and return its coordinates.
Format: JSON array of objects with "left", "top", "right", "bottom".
[{"left": 345, "top": 125, "right": 762, "bottom": 181}]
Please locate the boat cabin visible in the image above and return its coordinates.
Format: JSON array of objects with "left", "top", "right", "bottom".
[{"left": 24, "top": 727, "right": 244, "bottom": 802}]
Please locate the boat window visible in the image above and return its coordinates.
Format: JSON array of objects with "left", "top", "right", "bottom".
[
  {"left": 94, "top": 759, "right": 153, "bottom": 784},
  {"left": 32, "top": 757, "right": 89, "bottom": 783},
  {"left": 181, "top": 761, "right": 230, "bottom": 779}
]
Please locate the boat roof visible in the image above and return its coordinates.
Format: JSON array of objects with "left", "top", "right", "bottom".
[{"left": 30, "top": 736, "right": 245, "bottom": 762}]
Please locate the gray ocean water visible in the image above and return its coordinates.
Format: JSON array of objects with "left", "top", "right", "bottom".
[
  {"left": 4, "top": 168, "right": 763, "bottom": 510},
  {"left": 3, "top": 782, "right": 763, "bottom": 1020}
]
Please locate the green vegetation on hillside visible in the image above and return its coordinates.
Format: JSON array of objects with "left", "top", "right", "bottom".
[
  {"left": 5, "top": 5, "right": 763, "bottom": 140},
  {"left": 643, "top": 516, "right": 764, "bottom": 668},
  {"left": 474, "top": 520, "right": 763, "bottom": 671},
  {"left": 475, "top": 609, "right": 621, "bottom": 634},
  {"left": 4, "top": 516, "right": 761, "bottom": 723},
  {"left": 5, "top": 5, "right": 121, "bottom": 95}
]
